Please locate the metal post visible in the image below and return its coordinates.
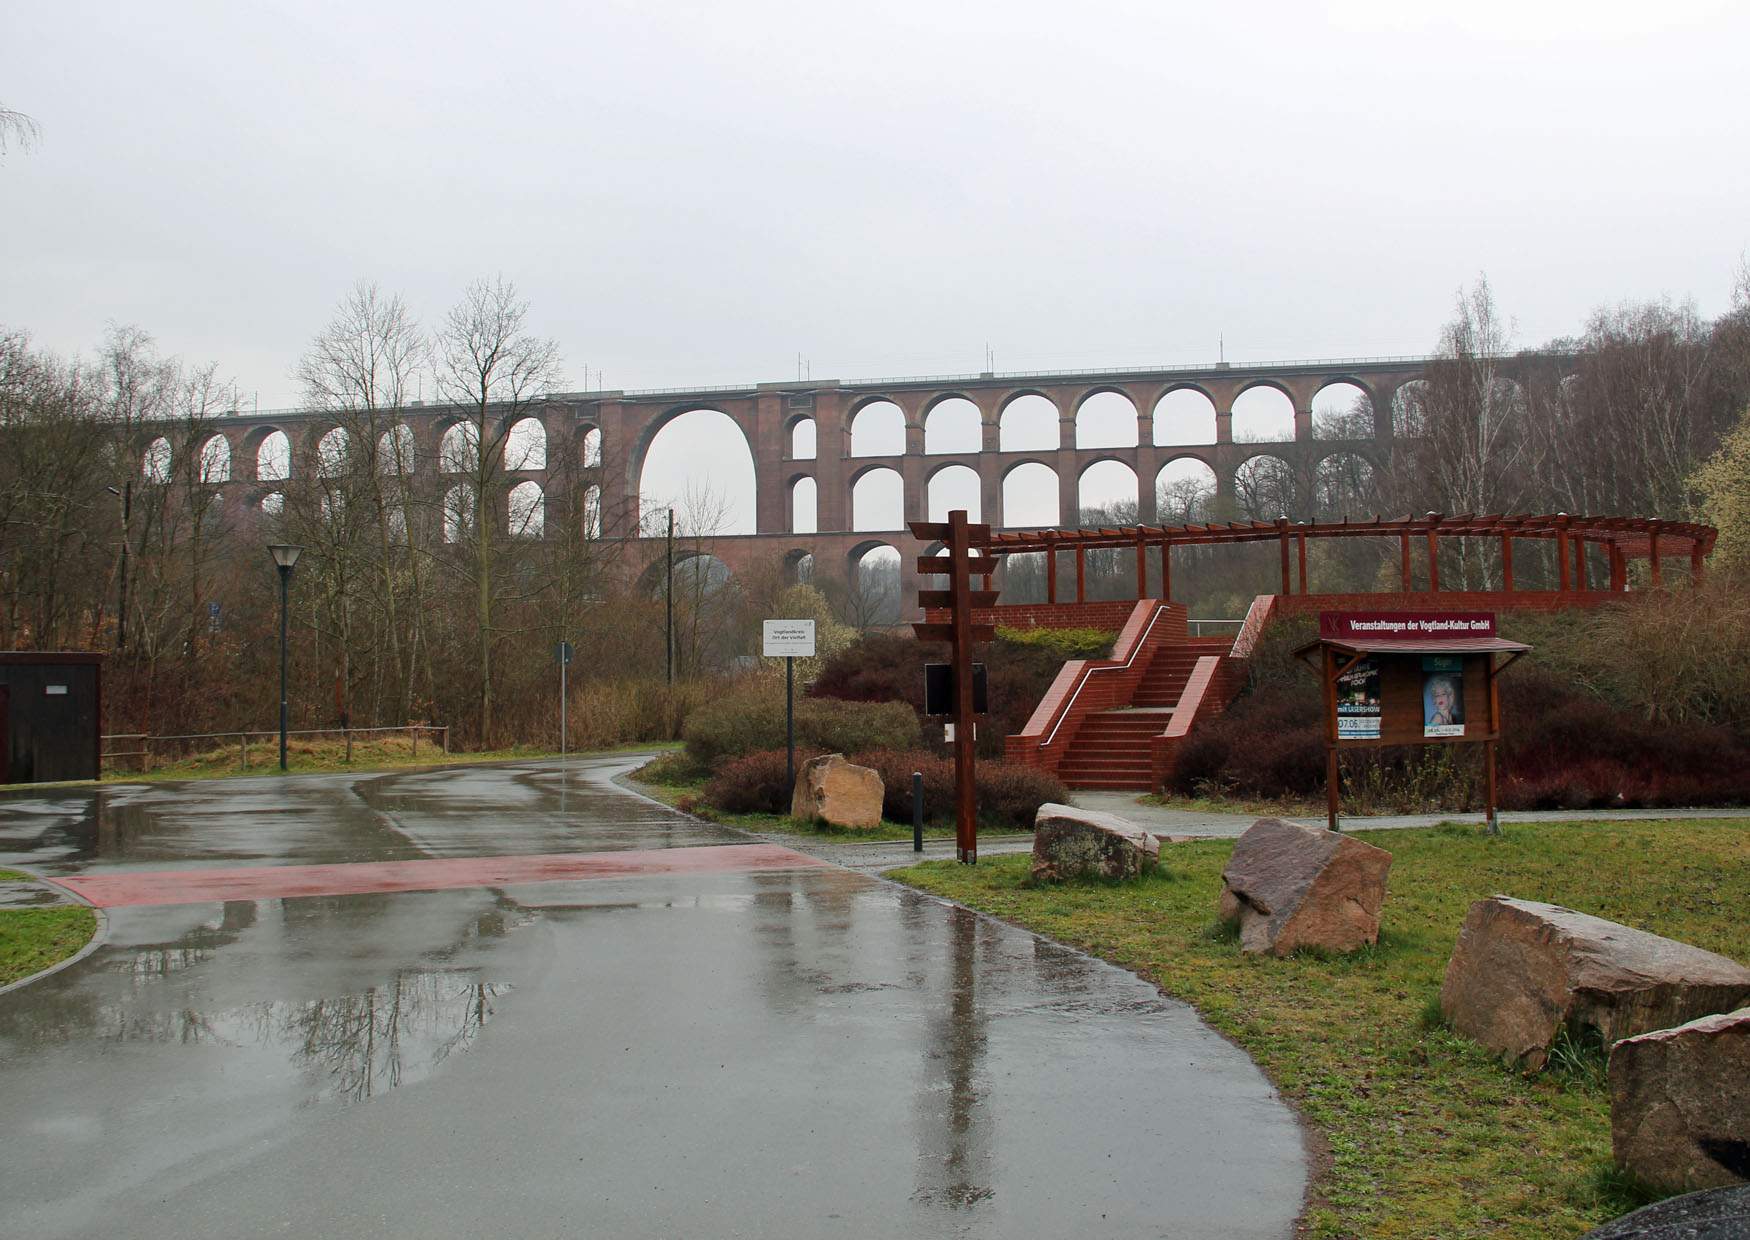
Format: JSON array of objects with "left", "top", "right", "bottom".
[
  {"left": 560, "top": 644, "right": 568, "bottom": 759},
  {"left": 278, "top": 565, "right": 290, "bottom": 771},
  {"left": 666, "top": 508, "right": 675, "bottom": 685},
  {"left": 1323, "top": 645, "right": 1340, "bottom": 832},
  {"left": 950, "top": 511, "right": 978, "bottom": 864},
  {"left": 912, "top": 770, "right": 924, "bottom": 852},
  {"left": 785, "top": 655, "right": 795, "bottom": 791}
]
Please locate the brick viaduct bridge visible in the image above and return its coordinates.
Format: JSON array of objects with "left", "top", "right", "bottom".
[{"left": 166, "top": 354, "right": 1549, "bottom": 616}]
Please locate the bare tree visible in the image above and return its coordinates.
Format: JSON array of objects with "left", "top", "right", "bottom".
[
  {"left": 297, "top": 283, "right": 430, "bottom": 720},
  {"left": 1395, "top": 275, "right": 1538, "bottom": 587},
  {"left": 432, "top": 277, "right": 561, "bottom": 743},
  {"left": 0, "top": 106, "right": 39, "bottom": 155}
]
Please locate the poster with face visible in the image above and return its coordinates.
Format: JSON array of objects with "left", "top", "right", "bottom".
[
  {"left": 1335, "top": 657, "right": 1381, "bottom": 740},
  {"left": 1422, "top": 656, "right": 1464, "bottom": 737}
]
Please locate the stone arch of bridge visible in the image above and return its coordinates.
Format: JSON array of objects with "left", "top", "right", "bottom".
[{"left": 625, "top": 403, "right": 759, "bottom": 534}]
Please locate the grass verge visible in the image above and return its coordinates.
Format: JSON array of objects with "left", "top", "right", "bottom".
[
  {"left": 886, "top": 817, "right": 1750, "bottom": 1239},
  {"left": 0, "top": 870, "right": 98, "bottom": 988},
  {"left": 90, "top": 738, "right": 682, "bottom": 785},
  {"left": 628, "top": 753, "right": 965, "bottom": 842}
]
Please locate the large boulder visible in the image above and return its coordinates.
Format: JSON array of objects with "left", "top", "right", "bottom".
[
  {"left": 1611, "top": 1007, "right": 1750, "bottom": 1194},
  {"left": 790, "top": 753, "right": 884, "bottom": 829},
  {"left": 1031, "top": 803, "right": 1159, "bottom": 882},
  {"left": 1216, "top": 818, "right": 1392, "bottom": 957},
  {"left": 1439, "top": 897, "right": 1750, "bottom": 1072},
  {"left": 1581, "top": 1184, "right": 1750, "bottom": 1239}
]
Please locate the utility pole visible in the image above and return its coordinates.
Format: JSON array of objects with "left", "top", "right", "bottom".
[{"left": 666, "top": 508, "right": 675, "bottom": 686}]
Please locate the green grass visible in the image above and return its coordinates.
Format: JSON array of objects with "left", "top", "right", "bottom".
[
  {"left": 0, "top": 871, "right": 97, "bottom": 988},
  {"left": 90, "top": 737, "right": 682, "bottom": 785},
  {"left": 887, "top": 818, "right": 1750, "bottom": 1239}
]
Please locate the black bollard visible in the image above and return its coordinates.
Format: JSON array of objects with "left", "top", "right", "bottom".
[{"left": 912, "top": 771, "right": 924, "bottom": 853}]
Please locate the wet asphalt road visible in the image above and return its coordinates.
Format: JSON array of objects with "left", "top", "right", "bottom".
[{"left": 0, "top": 758, "right": 1304, "bottom": 1239}]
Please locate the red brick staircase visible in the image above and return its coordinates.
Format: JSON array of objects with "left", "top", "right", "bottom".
[
  {"left": 1007, "top": 601, "right": 1249, "bottom": 793},
  {"left": 1053, "top": 637, "right": 1235, "bottom": 790}
]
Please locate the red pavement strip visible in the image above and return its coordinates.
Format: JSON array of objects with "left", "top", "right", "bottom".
[{"left": 51, "top": 844, "right": 828, "bottom": 909}]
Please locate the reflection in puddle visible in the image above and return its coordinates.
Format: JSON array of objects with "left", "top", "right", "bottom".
[
  {"left": 272, "top": 972, "right": 507, "bottom": 1102},
  {"left": 86, "top": 969, "right": 507, "bottom": 1103}
]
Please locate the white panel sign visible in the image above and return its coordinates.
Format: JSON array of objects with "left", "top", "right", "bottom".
[
  {"left": 45, "top": 684, "right": 68, "bottom": 696},
  {"left": 762, "top": 619, "right": 816, "bottom": 657}
]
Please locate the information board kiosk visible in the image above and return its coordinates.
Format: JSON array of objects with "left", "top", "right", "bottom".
[{"left": 1298, "top": 613, "right": 1529, "bottom": 833}]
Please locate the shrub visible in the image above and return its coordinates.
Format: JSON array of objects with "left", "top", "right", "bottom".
[
  {"left": 975, "top": 760, "right": 1069, "bottom": 829},
  {"left": 700, "top": 746, "right": 1065, "bottom": 829},
  {"left": 703, "top": 748, "right": 822, "bottom": 814},
  {"left": 805, "top": 697, "right": 923, "bottom": 759},
  {"left": 994, "top": 626, "right": 1116, "bottom": 660},
  {"left": 683, "top": 685, "right": 920, "bottom": 770},
  {"left": 845, "top": 750, "right": 1065, "bottom": 831}
]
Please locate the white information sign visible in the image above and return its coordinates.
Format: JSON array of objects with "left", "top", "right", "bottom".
[{"left": 762, "top": 619, "right": 816, "bottom": 658}]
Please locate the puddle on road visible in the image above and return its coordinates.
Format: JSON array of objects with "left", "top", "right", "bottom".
[
  {"left": 148, "top": 972, "right": 514, "bottom": 1105},
  {"left": 0, "top": 888, "right": 526, "bottom": 1111}
]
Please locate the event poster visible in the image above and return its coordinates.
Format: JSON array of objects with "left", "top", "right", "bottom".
[
  {"left": 1336, "top": 657, "right": 1381, "bottom": 740},
  {"left": 1422, "top": 656, "right": 1465, "bottom": 737}
]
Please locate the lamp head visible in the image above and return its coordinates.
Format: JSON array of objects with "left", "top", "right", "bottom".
[{"left": 268, "top": 543, "right": 303, "bottom": 571}]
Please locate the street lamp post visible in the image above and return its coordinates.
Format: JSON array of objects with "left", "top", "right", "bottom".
[{"left": 268, "top": 544, "right": 303, "bottom": 771}]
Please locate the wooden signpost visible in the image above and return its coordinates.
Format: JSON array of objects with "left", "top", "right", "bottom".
[
  {"left": 1299, "top": 612, "right": 1530, "bottom": 835},
  {"left": 910, "top": 510, "right": 995, "bottom": 864}
]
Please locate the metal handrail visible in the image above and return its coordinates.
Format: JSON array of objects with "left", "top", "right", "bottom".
[{"left": 1040, "top": 603, "right": 1169, "bottom": 748}]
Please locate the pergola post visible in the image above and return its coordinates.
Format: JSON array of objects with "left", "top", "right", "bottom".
[
  {"left": 1400, "top": 531, "right": 1412, "bottom": 590},
  {"left": 1162, "top": 539, "right": 1172, "bottom": 602},
  {"left": 1691, "top": 541, "right": 1706, "bottom": 585},
  {"left": 1501, "top": 533, "right": 1514, "bottom": 592},
  {"left": 1075, "top": 544, "right": 1086, "bottom": 604},
  {"left": 1648, "top": 523, "right": 1662, "bottom": 588},
  {"left": 1278, "top": 519, "right": 1292, "bottom": 594},
  {"left": 1575, "top": 537, "right": 1589, "bottom": 592},
  {"left": 1135, "top": 529, "right": 1148, "bottom": 600},
  {"left": 1608, "top": 543, "right": 1626, "bottom": 592},
  {"left": 1296, "top": 528, "right": 1308, "bottom": 595},
  {"left": 1046, "top": 534, "right": 1058, "bottom": 603},
  {"left": 1426, "top": 522, "right": 1440, "bottom": 592},
  {"left": 1557, "top": 519, "right": 1571, "bottom": 593}
]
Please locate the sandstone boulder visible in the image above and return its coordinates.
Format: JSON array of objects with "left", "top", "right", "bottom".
[
  {"left": 1581, "top": 1184, "right": 1750, "bottom": 1239},
  {"left": 790, "top": 753, "right": 884, "bottom": 829},
  {"left": 1439, "top": 897, "right": 1750, "bottom": 1072},
  {"left": 1031, "top": 803, "right": 1159, "bottom": 882},
  {"left": 1611, "top": 1007, "right": 1750, "bottom": 1194},
  {"left": 1216, "top": 818, "right": 1392, "bottom": 957}
]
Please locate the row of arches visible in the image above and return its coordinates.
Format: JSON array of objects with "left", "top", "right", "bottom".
[
  {"left": 789, "top": 452, "right": 1380, "bottom": 532},
  {"left": 140, "top": 419, "right": 605, "bottom": 485},
  {"left": 782, "top": 382, "right": 1383, "bottom": 461},
  {"left": 248, "top": 481, "right": 604, "bottom": 544}
]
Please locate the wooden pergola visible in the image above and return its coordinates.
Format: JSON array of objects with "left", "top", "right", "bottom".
[{"left": 984, "top": 513, "right": 1717, "bottom": 604}]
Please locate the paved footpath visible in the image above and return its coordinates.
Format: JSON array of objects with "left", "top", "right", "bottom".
[{"left": 0, "top": 757, "right": 1305, "bottom": 1239}]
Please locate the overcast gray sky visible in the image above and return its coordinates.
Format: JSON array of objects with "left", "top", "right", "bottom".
[{"left": 6, "top": 0, "right": 1748, "bottom": 533}]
